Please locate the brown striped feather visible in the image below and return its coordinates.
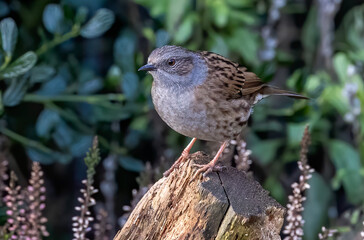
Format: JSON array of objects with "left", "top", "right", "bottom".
[{"left": 199, "top": 51, "right": 307, "bottom": 102}]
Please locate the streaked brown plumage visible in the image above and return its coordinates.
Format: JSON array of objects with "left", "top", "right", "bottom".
[{"left": 139, "top": 45, "right": 307, "bottom": 179}]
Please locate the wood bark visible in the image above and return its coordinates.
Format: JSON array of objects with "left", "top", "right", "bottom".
[{"left": 114, "top": 152, "right": 285, "bottom": 240}]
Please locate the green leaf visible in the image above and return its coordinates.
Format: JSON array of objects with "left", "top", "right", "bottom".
[
  {"left": 114, "top": 29, "right": 137, "bottom": 72},
  {"left": 230, "top": 10, "right": 256, "bottom": 25},
  {"left": 166, "top": 0, "right": 190, "bottom": 33},
  {"left": 263, "top": 176, "right": 285, "bottom": 203},
  {"left": 106, "top": 65, "right": 122, "bottom": 88},
  {"left": 286, "top": 69, "right": 302, "bottom": 90},
  {"left": 26, "top": 147, "right": 71, "bottom": 164},
  {"left": 75, "top": 6, "right": 88, "bottom": 24},
  {"left": 328, "top": 140, "right": 364, "bottom": 204},
  {"left": 30, "top": 65, "right": 56, "bottom": 84},
  {"left": 210, "top": 35, "right": 229, "bottom": 57},
  {"left": 78, "top": 77, "right": 103, "bottom": 94},
  {"left": 36, "top": 109, "right": 60, "bottom": 138},
  {"left": 174, "top": 13, "right": 195, "bottom": 44},
  {"left": 287, "top": 123, "right": 307, "bottom": 146},
  {"left": 333, "top": 52, "right": 350, "bottom": 83},
  {"left": 134, "top": 0, "right": 168, "bottom": 17},
  {"left": 212, "top": 1, "right": 229, "bottom": 27},
  {"left": 227, "top": 28, "right": 259, "bottom": 66},
  {"left": 70, "top": 134, "right": 93, "bottom": 158},
  {"left": 0, "top": 51, "right": 37, "bottom": 79},
  {"left": 42, "top": 4, "right": 64, "bottom": 34},
  {"left": 156, "top": 29, "right": 170, "bottom": 48},
  {"left": 130, "top": 116, "right": 148, "bottom": 131},
  {"left": 226, "top": 0, "right": 254, "bottom": 7},
  {"left": 304, "top": 74, "right": 322, "bottom": 96},
  {"left": 36, "top": 73, "right": 67, "bottom": 96},
  {"left": 142, "top": 27, "right": 155, "bottom": 43},
  {"left": 80, "top": 8, "right": 115, "bottom": 38},
  {"left": 251, "top": 139, "right": 282, "bottom": 165},
  {"left": 0, "top": 18, "right": 18, "bottom": 57},
  {"left": 121, "top": 72, "right": 139, "bottom": 100},
  {"left": 303, "top": 173, "right": 333, "bottom": 240},
  {"left": 92, "top": 103, "right": 131, "bottom": 122},
  {"left": 77, "top": 69, "right": 103, "bottom": 94},
  {"left": 119, "top": 156, "right": 144, "bottom": 172},
  {"left": 2, "top": 77, "right": 28, "bottom": 107},
  {"left": 320, "top": 85, "right": 350, "bottom": 115},
  {"left": 52, "top": 121, "right": 73, "bottom": 149}
]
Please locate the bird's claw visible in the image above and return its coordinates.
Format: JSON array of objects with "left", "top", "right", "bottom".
[
  {"left": 163, "top": 152, "right": 189, "bottom": 177},
  {"left": 191, "top": 163, "right": 226, "bottom": 181}
]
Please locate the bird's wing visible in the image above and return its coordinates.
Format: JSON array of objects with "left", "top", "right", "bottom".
[
  {"left": 200, "top": 51, "right": 307, "bottom": 101},
  {"left": 200, "top": 51, "right": 246, "bottom": 100}
]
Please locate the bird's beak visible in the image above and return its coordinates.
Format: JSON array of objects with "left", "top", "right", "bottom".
[{"left": 138, "top": 64, "right": 157, "bottom": 72}]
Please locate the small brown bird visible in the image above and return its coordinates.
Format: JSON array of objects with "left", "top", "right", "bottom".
[{"left": 139, "top": 45, "right": 307, "bottom": 179}]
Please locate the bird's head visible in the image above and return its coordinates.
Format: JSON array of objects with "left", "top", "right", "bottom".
[{"left": 138, "top": 45, "right": 208, "bottom": 90}]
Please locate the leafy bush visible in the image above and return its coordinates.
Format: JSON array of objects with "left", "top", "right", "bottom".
[{"left": 0, "top": 0, "right": 364, "bottom": 239}]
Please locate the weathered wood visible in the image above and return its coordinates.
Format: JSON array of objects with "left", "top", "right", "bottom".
[{"left": 114, "top": 152, "right": 285, "bottom": 240}]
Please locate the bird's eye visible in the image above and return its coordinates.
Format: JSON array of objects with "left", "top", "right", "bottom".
[{"left": 168, "top": 58, "right": 176, "bottom": 66}]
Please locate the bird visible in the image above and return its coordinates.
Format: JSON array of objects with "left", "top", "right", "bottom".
[{"left": 138, "top": 45, "right": 307, "bottom": 180}]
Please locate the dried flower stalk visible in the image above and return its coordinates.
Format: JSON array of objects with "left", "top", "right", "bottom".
[
  {"left": 318, "top": 226, "right": 337, "bottom": 239},
  {"left": 27, "top": 162, "right": 49, "bottom": 238},
  {"left": 100, "top": 154, "right": 117, "bottom": 238},
  {"left": 94, "top": 208, "right": 112, "bottom": 240},
  {"left": 119, "top": 187, "right": 149, "bottom": 227},
  {"left": 0, "top": 153, "right": 8, "bottom": 204},
  {"left": 283, "top": 126, "right": 314, "bottom": 240},
  {"left": 233, "top": 139, "right": 252, "bottom": 172},
  {"left": 3, "top": 172, "right": 25, "bottom": 238},
  {"left": 72, "top": 137, "right": 101, "bottom": 240},
  {"left": 72, "top": 180, "right": 98, "bottom": 240},
  {"left": 2, "top": 160, "right": 49, "bottom": 239}
]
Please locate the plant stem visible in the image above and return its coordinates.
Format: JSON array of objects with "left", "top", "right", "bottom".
[
  {"left": 44, "top": 102, "right": 93, "bottom": 133},
  {"left": 23, "top": 94, "right": 125, "bottom": 104},
  {"left": 0, "top": 55, "right": 12, "bottom": 71},
  {"left": 35, "top": 24, "right": 81, "bottom": 56},
  {"left": 0, "top": 126, "right": 54, "bottom": 154}
]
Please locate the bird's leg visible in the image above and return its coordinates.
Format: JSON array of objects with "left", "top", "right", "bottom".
[
  {"left": 192, "top": 141, "right": 228, "bottom": 180},
  {"left": 163, "top": 138, "right": 197, "bottom": 177}
]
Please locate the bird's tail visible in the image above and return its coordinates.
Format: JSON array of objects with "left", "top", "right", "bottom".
[
  {"left": 261, "top": 85, "right": 308, "bottom": 99},
  {"left": 241, "top": 72, "right": 308, "bottom": 101},
  {"left": 249, "top": 85, "right": 308, "bottom": 104}
]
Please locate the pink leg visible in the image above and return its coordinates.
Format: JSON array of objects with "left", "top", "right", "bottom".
[
  {"left": 192, "top": 141, "right": 228, "bottom": 180},
  {"left": 163, "top": 138, "right": 197, "bottom": 177}
]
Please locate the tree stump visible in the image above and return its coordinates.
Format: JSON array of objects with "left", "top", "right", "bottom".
[{"left": 114, "top": 152, "right": 285, "bottom": 240}]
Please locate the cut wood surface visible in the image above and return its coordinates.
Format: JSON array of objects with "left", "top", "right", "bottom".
[{"left": 114, "top": 152, "right": 285, "bottom": 240}]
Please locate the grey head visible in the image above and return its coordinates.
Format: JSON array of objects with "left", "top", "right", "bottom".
[{"left": 138, "top": 45, "right": 208, "bottom": 90}]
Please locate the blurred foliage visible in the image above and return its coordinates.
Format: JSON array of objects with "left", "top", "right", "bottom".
[{"left": 0, "top": 0, "right": 363, "bottom": 239}]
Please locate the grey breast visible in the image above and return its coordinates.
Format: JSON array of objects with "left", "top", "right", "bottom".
[
  {"left": 151, "top": 82, "right": 220, "bottom": 141},
  {"left": 151, "top": 81, "right": 250, "bottom": 142}
]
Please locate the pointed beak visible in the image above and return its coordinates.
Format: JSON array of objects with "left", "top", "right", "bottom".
[{"left": 138, "top": 64, "right": 157, "bottom": 72}]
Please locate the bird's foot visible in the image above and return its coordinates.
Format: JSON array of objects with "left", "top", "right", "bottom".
[
  {"left": 191, "top": 163, "right": 226, "bottom": 181},
  {"left": 163, "top": 150, "right": 189, "bottom": 177}
]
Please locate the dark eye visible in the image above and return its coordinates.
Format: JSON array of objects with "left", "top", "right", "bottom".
[{"left": 168, "top": 58, "right": 176, "bottom": 66}]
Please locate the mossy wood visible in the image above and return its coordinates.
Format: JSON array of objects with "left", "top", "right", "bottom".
[{"left": 114, "top": 152, "right": 285, "bottom": 240}]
